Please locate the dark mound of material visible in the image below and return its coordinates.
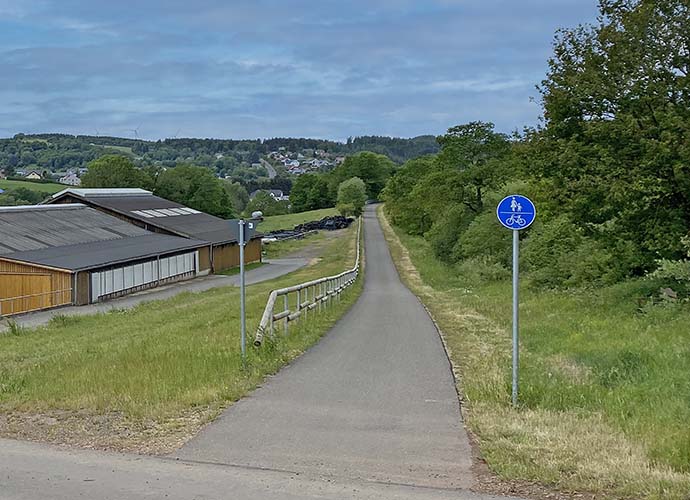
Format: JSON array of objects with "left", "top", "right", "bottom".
[{"left": 294, "top": 215, "right": 354, "bottom": 232}]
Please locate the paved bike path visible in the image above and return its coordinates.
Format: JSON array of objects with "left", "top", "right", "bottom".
[{"left": 175, "top": 206, "right": 475, "bottom": 489}]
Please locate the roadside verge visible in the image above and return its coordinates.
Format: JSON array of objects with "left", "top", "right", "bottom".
[
  {"left": 0, "top": 224, "right": 363, "bottom": 455},
  {"left": 377, "top": 206, "right": 690, "bottom": 500}
]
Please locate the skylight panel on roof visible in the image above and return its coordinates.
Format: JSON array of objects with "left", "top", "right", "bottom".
[
  {"left": 142, "top": 209, "right": 167, "bottom": 217},
  {"left": 131, "top": 210, "right": 154, "bottom": 218},
  {"left": 170, "top": 208, "right": 189, "bottom": 216},
  {"left": 158, "top": 209, "right": 179, "bottom": 216}
]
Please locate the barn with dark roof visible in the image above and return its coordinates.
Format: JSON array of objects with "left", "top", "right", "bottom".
[
  {"left": 0, "top": 204, "right": 208, "bottom": 316},
  {"left": 45, "top": 188, "right": 262, "bottom": 272}
]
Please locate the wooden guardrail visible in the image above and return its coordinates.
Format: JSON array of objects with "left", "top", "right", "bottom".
[{"left": 254, "top": 217, "right": 362, "bottom": 347}]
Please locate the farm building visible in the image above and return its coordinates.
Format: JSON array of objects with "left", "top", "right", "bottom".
[
  {"left": 46, "top": 188, "right": 261, "bottom": 272},
  {"left": 0, "top": 204, "right": 207, "bottom": 316}
]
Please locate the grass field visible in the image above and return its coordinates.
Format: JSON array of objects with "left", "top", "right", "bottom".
[
  {"left": 263, "top": 231, "right": 331, "bottom": 259},
  {"left": 0, "top": 224, "right": 362, "bottom": 453},
  {"left": 259, "top": 207, "right": 338, "bottom": 232},
  {"left": 378, "top": 207, "right": 690, "bottom": 500},
  {"left": 94, "top": 144, "right": 134, "bottom": 155},
  {"left": 0, "top": 179, "right": 64, "bottom": 194}
]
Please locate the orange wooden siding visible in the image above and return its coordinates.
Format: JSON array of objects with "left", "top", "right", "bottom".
[
  {"left": 0, "top": 260, "right": 73, "bottom": 316},
  {"left": 212, "top": 239, "right": 262, "bottom": 273}
]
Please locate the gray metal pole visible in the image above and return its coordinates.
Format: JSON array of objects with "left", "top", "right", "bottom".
[
  {"left": 512, "top": 229, "right": 519, "bottom": 407},
  {"left": 239, "top": 219, "right": 246, "bottom": 361}
]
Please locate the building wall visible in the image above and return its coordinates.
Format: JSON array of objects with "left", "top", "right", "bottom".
[
  {"left": 211, "top": 238, "right": 261, "bottom": 272},
  {"left": 75, "top": 271, "right": 90, "bottom": 305},
  {"left": 0, "top": 259, "right": 73, "bottom": 316},
  {"left": 198, "top": 246, "right": 212, "bottom": 273},
  {"left": 89, "top": 251, "right": 198, "bottom": 303}
]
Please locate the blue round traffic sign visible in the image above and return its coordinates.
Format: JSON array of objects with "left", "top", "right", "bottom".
[{"left": 496, "top": 194, "right": 536, "bottom": 230}]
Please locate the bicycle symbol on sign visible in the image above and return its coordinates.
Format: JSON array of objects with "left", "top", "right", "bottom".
[{"left": 505, "top": 213, "right": 527, "bottom": 227}]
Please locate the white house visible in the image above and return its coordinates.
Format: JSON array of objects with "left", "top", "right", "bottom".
[{"left": 59, "top": 172, "right": 81, "bottom": 186}]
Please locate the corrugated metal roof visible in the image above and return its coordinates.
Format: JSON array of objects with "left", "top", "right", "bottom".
[
  {"left": 48, "top": 189, "right": 241, "bottom": 245},
  {"left": 1, "top": 234, "right": 207, "bottom": 271},
  {"left": 0, "top": 204, "right": 149, "bottom": 255}
]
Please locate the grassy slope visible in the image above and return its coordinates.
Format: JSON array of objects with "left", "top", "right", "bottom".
[
  {"left": 0, "top": 179, "right": 64, "bottom": 194},
  {"left": 259, "top": 207, "right": 338, "bottom": 232},
  {"left": 378, "top": 207, "right": 690, "bottom": 500},
  {"left": 0, "top": 224, "right": 362, "bottom": 453}
]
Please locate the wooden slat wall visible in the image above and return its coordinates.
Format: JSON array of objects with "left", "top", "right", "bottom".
[
  {"left": 212, "top": 239, "right": 262, "bottom": 273},
  {"left": 198, "top": 246, "right": 212, "bottom": 272},
  {"left": 0, "top": 259, "right": 73, "bottom": 315}
]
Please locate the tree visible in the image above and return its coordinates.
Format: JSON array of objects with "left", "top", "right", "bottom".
[
  {"left": 81, "top": 155, "right": 153, "bottom": 189},
  {"left": 435, "top": 121, "right": 511, "bottom": 214},
  {"left": 245, "top": 191, "right": 289, "bottom": 217},
  {"left": 222, "top": 180, "right": 249, "bottom": 213},
  {"left": 290, "top": 174, "right": 333, "bottom": 212},
  {"left": 381, "top": 156, "right": 437, "bottom": 235},
  {"left": 529, "top": 0, "right": 690, "bottom": 271},
  {"left": 330, "top": 151, "right": 394, "bottom": 200},
  {"left": 156, "top": 164, "right": 234, "bottom": 218},
  {"left": 336, "top": 177, "right": 367, "bottom": 217}
]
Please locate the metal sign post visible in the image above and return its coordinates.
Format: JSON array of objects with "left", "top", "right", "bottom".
[
  {"left": 237, "top": 219, "right": 257, "bottom": 363},
  {"left": 239, "top": 219, "right": 246, "bottom": 361},
  {"left": 496, "top": 195, "right": 536, "bottom": 407}
]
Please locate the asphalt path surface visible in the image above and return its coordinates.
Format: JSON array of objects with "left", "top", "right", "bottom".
[
  {"left": 0, "top": 206, "right": 522, "bottom": 499},
  {"left": 176, "top": 206, "right": 475, "bottom": 488}
]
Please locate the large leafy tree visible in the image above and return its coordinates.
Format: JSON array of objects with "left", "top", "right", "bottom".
[
  {"left": 531, "top": 0, "right": 690, "bottom": 270},
  {"left": 156, "top": 164, "right": 234, "bottom": 218},
  {"left": 290, "top": 174, "right": 333, "bottom": 213},
  {"left": 336, "top": 177, "right": 367, "bottom": 217},
  {"left": 330, "top": 151, "right": 395, "bottom": 200},
  {"left": 81, "top": 155, "right": 154, "bottom": 189},
  {"left": 222, "top": 180, "right": 250, "bottom": 213},
  {"left": 435, "top": 121, "right": 511, "bottom": 214}
]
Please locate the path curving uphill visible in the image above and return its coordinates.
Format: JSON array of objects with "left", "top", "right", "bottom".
[
  {"left": 0, "top": 205, "right": 523, "bottom": 500},
  {"left": 176, "top": 205, "right": 475, "bottom": 489}
]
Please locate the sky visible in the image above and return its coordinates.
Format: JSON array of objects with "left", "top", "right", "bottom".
[{"left": 0, "top": 1, "right": 600, "bottom": 141}]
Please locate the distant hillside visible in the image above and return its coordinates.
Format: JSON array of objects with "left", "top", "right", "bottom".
[{"left": 0, "top": 133, "right": 440, "bottom": 174}]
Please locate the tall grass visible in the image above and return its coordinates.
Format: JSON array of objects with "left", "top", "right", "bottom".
[
  {"left": 378, "top": 207, "right": 690, "bottom": 500},
  {"left": 0, "top": 225, "right": 362, "bottom": 451}
]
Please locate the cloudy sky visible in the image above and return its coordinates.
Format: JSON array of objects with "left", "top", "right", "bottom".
[{"left": 0, "top": 1, "right": 599, "bottom": 140}]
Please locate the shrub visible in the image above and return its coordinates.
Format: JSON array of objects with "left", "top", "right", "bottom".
[
  {"left": 648, "top": 236, "right": 690, "bottom": 298},
  {"left": 523, "top": 216, "right": 621, "bottom": 288},
  {"left": 426, "top": 206, "right": 468, "bottom": 263},
  {"left": 456, "top": 210, "right": 512, "bottom": 266},
  {"left": 456, "top": 256, "right": 511, "bottom": 284}
]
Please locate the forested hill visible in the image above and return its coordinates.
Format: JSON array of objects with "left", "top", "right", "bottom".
[{"left": 0, "top": 133, "right": 439, "bottom": 172}]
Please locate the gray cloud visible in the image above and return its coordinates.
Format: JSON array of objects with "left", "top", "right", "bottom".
[{"left": 0, "top": 0, "right": 599, "bottom": 139}]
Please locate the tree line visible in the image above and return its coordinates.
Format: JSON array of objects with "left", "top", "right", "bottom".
[
  {"left": 0, "top": 133, "right": 438, "bottom": 175},
  {"left": 384, "top": 0, "right": 690, "bottom": 293}
]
